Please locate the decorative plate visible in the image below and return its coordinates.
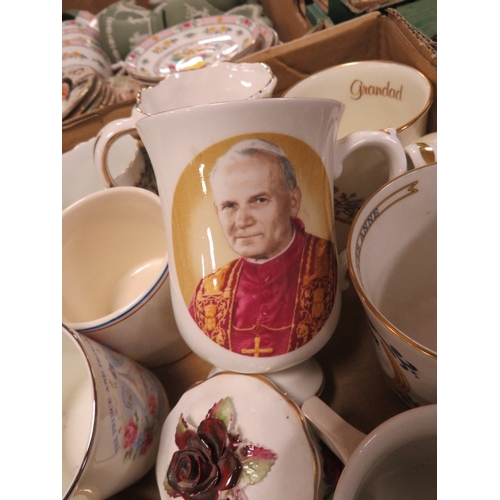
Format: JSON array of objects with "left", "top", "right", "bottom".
[{"left": 124, "top": 15, "right": 261, "bottom": 82}]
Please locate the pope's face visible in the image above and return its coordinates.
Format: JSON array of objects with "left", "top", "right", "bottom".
[{"left": 211, "top": 152, "right": 301, "bottom": 261}]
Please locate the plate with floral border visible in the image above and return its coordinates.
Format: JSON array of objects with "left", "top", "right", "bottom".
[{"left": 124, "top": 15, "right": 261, "bottom": 83}]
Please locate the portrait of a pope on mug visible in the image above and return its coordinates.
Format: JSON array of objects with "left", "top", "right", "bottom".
[{"left": 187, "top": 138, "right": 337, "bottom": 358}]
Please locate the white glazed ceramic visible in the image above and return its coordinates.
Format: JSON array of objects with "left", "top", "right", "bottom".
[
  {"left": 62, "top": 324, "right": 169, "bottom": 500},
  {"left": 302, "top": 396, "right": 437, "bottom": 500},
  {"left": 62, "top": 18, "right": 100, "bottom": 42},
  {"left": 63, "top": 135, "right": 139, "bottom": 210},
  {"left": 62, "top": 186, "right": 190, "bottom": 367},
  {"left": 346, "top": 163, "right": 437, "bottom": 407},
  {"left": 94, "top": 62, "right": 277, "bottom": 188},
  {"left": 136, "top": 97, "right": 406, "bottom": 379},
  {"left": 285, "top": 60, "right": 432, "bottom": 250},
  {"left": 156, "top": 372, "right": 326, "bottom": 500},
  {"left": 124, "top": 15, "right": 261, "bottom": 82},
  {"left": 405, "top": 132, "right": 437, "bottom": 169},
  {"left": 63, "top": 138, "right": 106, "bottom": 210}
]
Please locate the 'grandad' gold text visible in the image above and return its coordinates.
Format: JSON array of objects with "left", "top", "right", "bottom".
[{"left": 350, "top": 80, "right": 403, "bottom": 101}]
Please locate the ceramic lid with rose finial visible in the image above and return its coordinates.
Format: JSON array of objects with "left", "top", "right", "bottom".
[{"left": 156, "top": 372, "right": 327, "bottom": 500}]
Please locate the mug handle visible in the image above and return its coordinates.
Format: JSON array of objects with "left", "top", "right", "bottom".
[
  {"left": 333, "top": 127, "right": 407, "bottom": 182},
  {"left": 301, "top": 395, "right": 366, "bottom": 465},
  {"left": 93, "top": 112, "right": 139, "bottom": 187}
]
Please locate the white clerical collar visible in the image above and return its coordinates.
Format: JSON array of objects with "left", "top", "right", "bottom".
[{"left": 245, "top": 227, "right": 296, "bottom": 265}]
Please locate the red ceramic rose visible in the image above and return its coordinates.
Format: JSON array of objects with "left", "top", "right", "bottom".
[{"left": 164, "top": 398, "right": 277, "bottom": 500}]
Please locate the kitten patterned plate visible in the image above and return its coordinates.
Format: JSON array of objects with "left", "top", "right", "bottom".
[{"left": 124, "top": 15, "right": 261, "bottom": 83}]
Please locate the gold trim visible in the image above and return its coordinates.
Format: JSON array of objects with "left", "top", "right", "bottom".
[
  {"left": 415, "top": 142, "right": 436, "bottom": 165},
  {"left": 346, "top": 164, "right": 437, "bottom": 360},
  {"left": 98, "top": 128, "right": 139, "bottom": 186}
]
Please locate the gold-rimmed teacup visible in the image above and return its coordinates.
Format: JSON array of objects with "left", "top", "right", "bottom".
[
  {"left": 285, "top": 60, "right": 434, "bottom": 250},
  {"left": 346, "top": 162, "right": 437, "bottom": 407}
]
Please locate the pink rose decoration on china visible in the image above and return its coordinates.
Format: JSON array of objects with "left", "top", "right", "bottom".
[
  {"left": 164, "top": 397, "right": 277, "bottom": 500},
  {"left": 124, "top": 418, "right": 139, "bottom": 450}
]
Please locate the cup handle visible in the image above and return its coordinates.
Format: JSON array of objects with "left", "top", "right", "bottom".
[
  {"left": 93, "top": 114, "right": 138, "bottom": 187},
  {"left": 333, "top": 127, "right": 407, "bottom": 182},
  {"left": 301, "top": 395, "right": 366, "bottom": 465},
  {"left": 404, "top": 132, "right": 437, "bottom": 169}
]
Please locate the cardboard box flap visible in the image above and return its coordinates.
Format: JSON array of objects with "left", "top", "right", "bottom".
[
  {"left": 386, "top": 9, "right": 437, "bottom": 63},
  {"left": 241, "top": 12, "right": 382, "bottom": 95}
]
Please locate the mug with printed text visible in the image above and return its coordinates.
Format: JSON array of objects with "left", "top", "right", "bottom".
[{"left": 284, "top": 60, "right": 433, "bottom": 250}]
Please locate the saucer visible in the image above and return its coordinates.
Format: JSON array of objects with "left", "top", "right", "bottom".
[{"left": 124, "top": 15, "right": 261, "bottom": 82}]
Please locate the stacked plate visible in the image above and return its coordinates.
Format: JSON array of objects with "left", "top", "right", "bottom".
[
  {"left": 124, "top": 14, "right": 278, "bottom": 85},
  {"left": 62, "top": 11, "right": 143, "bottom": 122}
]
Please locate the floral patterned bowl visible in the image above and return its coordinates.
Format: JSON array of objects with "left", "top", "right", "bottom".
[{"left": 156, "top": 372, "right": 328, "bottom": 500}]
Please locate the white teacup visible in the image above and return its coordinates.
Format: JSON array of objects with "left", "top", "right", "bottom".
[
  {"left": 136, "top": 97, "right": 407, "bottom": 383},
  {"left": 93, "top": 62, "right": 278, "bottom": 188},
  {"left": 284, "top": 60, "right": 433, "bottom": 249},
  {"left": 62, "top": 325, "right": 170, "bottom": 499},
  {"left": 346, "top": 162, "right": 437, "bottom": 407},
  {"left": 62, "top": 186, "right": 190, "bottom": 367},
  {"left": 302, "top": 396, "right": 437, "bottom": 500}
]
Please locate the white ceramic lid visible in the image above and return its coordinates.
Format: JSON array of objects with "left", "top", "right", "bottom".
[{"left": 156, "top": 372, "right": 322, "bottom": 500}]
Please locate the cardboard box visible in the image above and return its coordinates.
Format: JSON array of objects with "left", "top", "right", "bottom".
[{"left": 62, "top": 8, "right": 436, "bottom": 152}]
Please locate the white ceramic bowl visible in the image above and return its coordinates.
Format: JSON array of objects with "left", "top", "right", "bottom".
[
  {"left": 93, "top": 61, "right": 278, "bottom": 188},
  {"left": 138, "top": 61, "right": 278, "bottom": 112}
]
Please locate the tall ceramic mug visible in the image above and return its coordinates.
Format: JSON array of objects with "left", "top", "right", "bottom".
[
  {"left": 93, "top": 62, "right": 278, "bottom": 188},
  {"left": 347, "top": 163, "right": 437, "bottom": 407},
  {"left": 62, "top": 186, "right": 190, "bottom": 367},
  {"left": 136, "top": 97, "right": 407, "bottom": 375},
  {"left": 62, "top": 325, "right": 169, "bottom": 499},
  {"left": 284, "top": 61, "right": 433, "bottom": 250}
]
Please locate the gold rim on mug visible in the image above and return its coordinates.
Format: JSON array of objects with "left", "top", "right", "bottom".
[
  {"left": 285, "top": 60, "right": 434, "bottom": 136},
  {"left": 346, "top": 162, "right": 437, "bottom": 360},
  {"left": 62, "top": 324, "right": 98, "bottom": 500}
]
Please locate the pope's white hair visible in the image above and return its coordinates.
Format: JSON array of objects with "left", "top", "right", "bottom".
[{"left": 210, "top": 138, "right": 298, "bottom": 191}]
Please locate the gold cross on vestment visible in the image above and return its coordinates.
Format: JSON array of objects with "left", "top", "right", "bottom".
[{"left": 241, "top": 335, "right": 273, "bottom": 357}]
